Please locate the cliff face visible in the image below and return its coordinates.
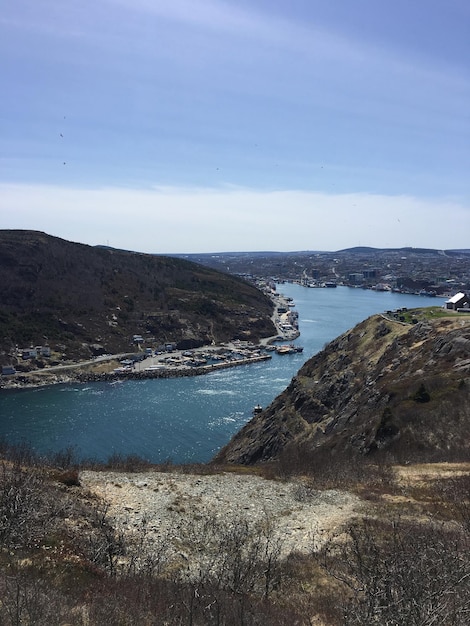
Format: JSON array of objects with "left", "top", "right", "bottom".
[
  {"left": 0, "top": 230, "right": 275, "bottom": 361},
  {"left": 214, "top": 314, "right": 470, "bottom": 465}
]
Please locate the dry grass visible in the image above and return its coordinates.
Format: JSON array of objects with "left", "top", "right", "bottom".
[
  {"left": 394, "top": 461, "right": 470, "bottom": 484},
  {"left": 0, "top": 439, "right": 469, "bottom": 625}
]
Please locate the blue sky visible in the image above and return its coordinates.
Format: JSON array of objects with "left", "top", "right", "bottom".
[{"left": 1, "top": 0, "right": 469, "bottom": 252}]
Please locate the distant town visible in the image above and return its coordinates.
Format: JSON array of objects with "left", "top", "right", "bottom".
[
  {"left": 2, "top": 240, "right": 470, "bottom": 385},
  {"left": 175, "top": 247, "right": 470, "bottom": 297}
]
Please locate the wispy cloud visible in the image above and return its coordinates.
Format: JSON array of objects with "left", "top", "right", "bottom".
[
  {"left": 1, "top": 183, "right": 468, "bottom": 253},
  {"left": 9, "top": 0, "right": 465, "bottom": 88},
  {"left": 1, "top": 1, "right": 467, "bottom": 207},
  {"left": 108, "top": 0, "right": 266, "bottom": 36},
  {"left": 104, "top": 0, "right": 469, "bottom": 85}
]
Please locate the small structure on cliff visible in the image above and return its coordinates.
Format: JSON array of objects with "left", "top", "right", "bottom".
[{"left": 446, "top": 292, "right": 470, "bottom": 310}]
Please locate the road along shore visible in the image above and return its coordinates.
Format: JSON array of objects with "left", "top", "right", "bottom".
[{"left": 0, "top": 291, "right": 298, "bottom": 390}]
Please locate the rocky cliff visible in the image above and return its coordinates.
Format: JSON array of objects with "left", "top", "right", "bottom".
[{"left": 214, "top": 313, "right": 470, "bottom": 465}]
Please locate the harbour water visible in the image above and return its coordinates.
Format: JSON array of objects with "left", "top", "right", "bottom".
[{"left": 0, "top": 285, "right": 440, "bottom": 463}]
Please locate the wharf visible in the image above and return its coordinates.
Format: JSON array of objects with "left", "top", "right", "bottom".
[
  {"left": 1, "top": 352, "right": 273, "bottom": 389},
  {"left": 80, "top": 353, "right": 272, "bottom": 384},
  {"left": 1, "top": 288, "right": 299, "bottom": 390}
]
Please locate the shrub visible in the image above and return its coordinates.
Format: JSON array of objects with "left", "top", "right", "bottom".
[
  {"left": 413, "top": 383, "right": 431, "bottom": 403},
  {"left": 319, "top": 515, "right": 470, "bottom": 625}
]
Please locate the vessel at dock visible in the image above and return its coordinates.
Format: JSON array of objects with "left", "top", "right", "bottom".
[{"left": 275, "top": 344, "right": 303, "bottom": 355}]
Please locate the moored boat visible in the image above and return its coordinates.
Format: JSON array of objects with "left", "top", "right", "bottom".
[
  {"left": 275, "top": 345, "right": 296, "bottom": 355},
  {"left": 275, "top": 343, "right": 304, "bottom": 355}
]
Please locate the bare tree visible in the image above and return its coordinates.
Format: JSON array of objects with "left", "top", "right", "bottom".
[{"left": 320, "top": 515, "right": 470, "bottom": 625}]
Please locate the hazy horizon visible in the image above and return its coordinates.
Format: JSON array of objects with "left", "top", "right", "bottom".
[{"left": 1, "top": 1, "right": 468, "bottom": 253}]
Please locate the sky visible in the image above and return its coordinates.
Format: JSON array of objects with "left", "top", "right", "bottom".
[{"left": 1, "top": 0, "right": 469, "bottom": 253}]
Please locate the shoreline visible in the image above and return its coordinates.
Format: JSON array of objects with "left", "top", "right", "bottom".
[
  {"left": 0, "top": 290, "right": 299, "bottom": 391},
  {"left": 0, "top": 352, "right": 275, "bottom": 391}
]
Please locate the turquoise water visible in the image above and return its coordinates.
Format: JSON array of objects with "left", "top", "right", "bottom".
[{"left": 0, "top": 285, "right": 439, "bottom": 463}]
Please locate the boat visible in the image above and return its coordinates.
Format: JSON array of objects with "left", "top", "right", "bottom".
[
  {"left": 275, "top": 345, "right": 296, "bottom": 355},
  {"left": 253, "top": 404, "right": 263, "bottom": 415},
  {"left": 275, "top": 343, "right": 304, "bottom": 355}
]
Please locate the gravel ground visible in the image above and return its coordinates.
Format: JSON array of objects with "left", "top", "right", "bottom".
[{"left": 80, "top": 470, "right": 363, "bottom": 558}]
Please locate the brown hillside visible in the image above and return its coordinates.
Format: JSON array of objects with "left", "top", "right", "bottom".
[
  {"left": 0, "top": 230, "right": 275, "bottom": 363},
  {"left": 214, "top": 313, "right": 470, "bottom": 466}
]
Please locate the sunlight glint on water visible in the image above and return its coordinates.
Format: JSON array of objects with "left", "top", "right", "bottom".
[{"left": 0, "top": 285, "right": 439, "bottom": 462}]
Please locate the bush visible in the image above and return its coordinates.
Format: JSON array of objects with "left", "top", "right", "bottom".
[
  {"left": 319, "top": 515, "right": 470, "bottom": 625},
  {"left": 414, "top": 383, "right": 431, "bottom": 403}
]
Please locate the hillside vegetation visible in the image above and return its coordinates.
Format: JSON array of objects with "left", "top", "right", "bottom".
[
  {"left": 0, "top": 230, "right": 275, "bottom": 363},
  {"left": 0, "top": 444, "right": 468, "bottom": 625},
  {"left": 214, "top": 312, "right": 470, "bottom": 467}
]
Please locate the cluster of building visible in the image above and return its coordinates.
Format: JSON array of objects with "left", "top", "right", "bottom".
[
  {"left": 272, "top": 295, "right": 299, "bottom": 340},
  {"left": 124, "top": 341, "right": 272, "bottom": 376},
  {"left": 180, "top": 248, "right": 470, "bottom": 297},
  {"left": 19, "top": 345, "right": 51, "bottom": 359},
  {"left": 1, "top": 345, "right": 52, "bottom": 376}
]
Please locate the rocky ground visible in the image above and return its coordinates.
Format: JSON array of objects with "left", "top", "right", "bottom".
[{"left": 80, "top": 470, "right": 363, "bottom": 560}]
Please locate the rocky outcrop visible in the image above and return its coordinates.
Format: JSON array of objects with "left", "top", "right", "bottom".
[{"left": 214, "top": 314, "right": 470, "bottom": 465}]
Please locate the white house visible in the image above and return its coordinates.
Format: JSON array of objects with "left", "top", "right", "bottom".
[{"left": 445, "top": 292, "right": 470, "bottom": 310}]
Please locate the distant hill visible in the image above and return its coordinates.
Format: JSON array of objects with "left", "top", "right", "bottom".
[
  {"left": 0, "top": 231, "right": 275, "bottom": 362},
  {"left": 178, "top": 247, "right": 470, "bottom": 259},
  {"left": 214, "top": 312, "right": 470, "bottom": 466},
  {"left": 338, "top": 246, "right": 470, "bottom": 256}
]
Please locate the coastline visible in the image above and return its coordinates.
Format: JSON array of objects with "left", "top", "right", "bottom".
[
  {"left": 0, "top": 351, "right": 275, "bottom": 391},
  {"left": 1, "top": 290, "right": 299, "bottom": 391}
]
